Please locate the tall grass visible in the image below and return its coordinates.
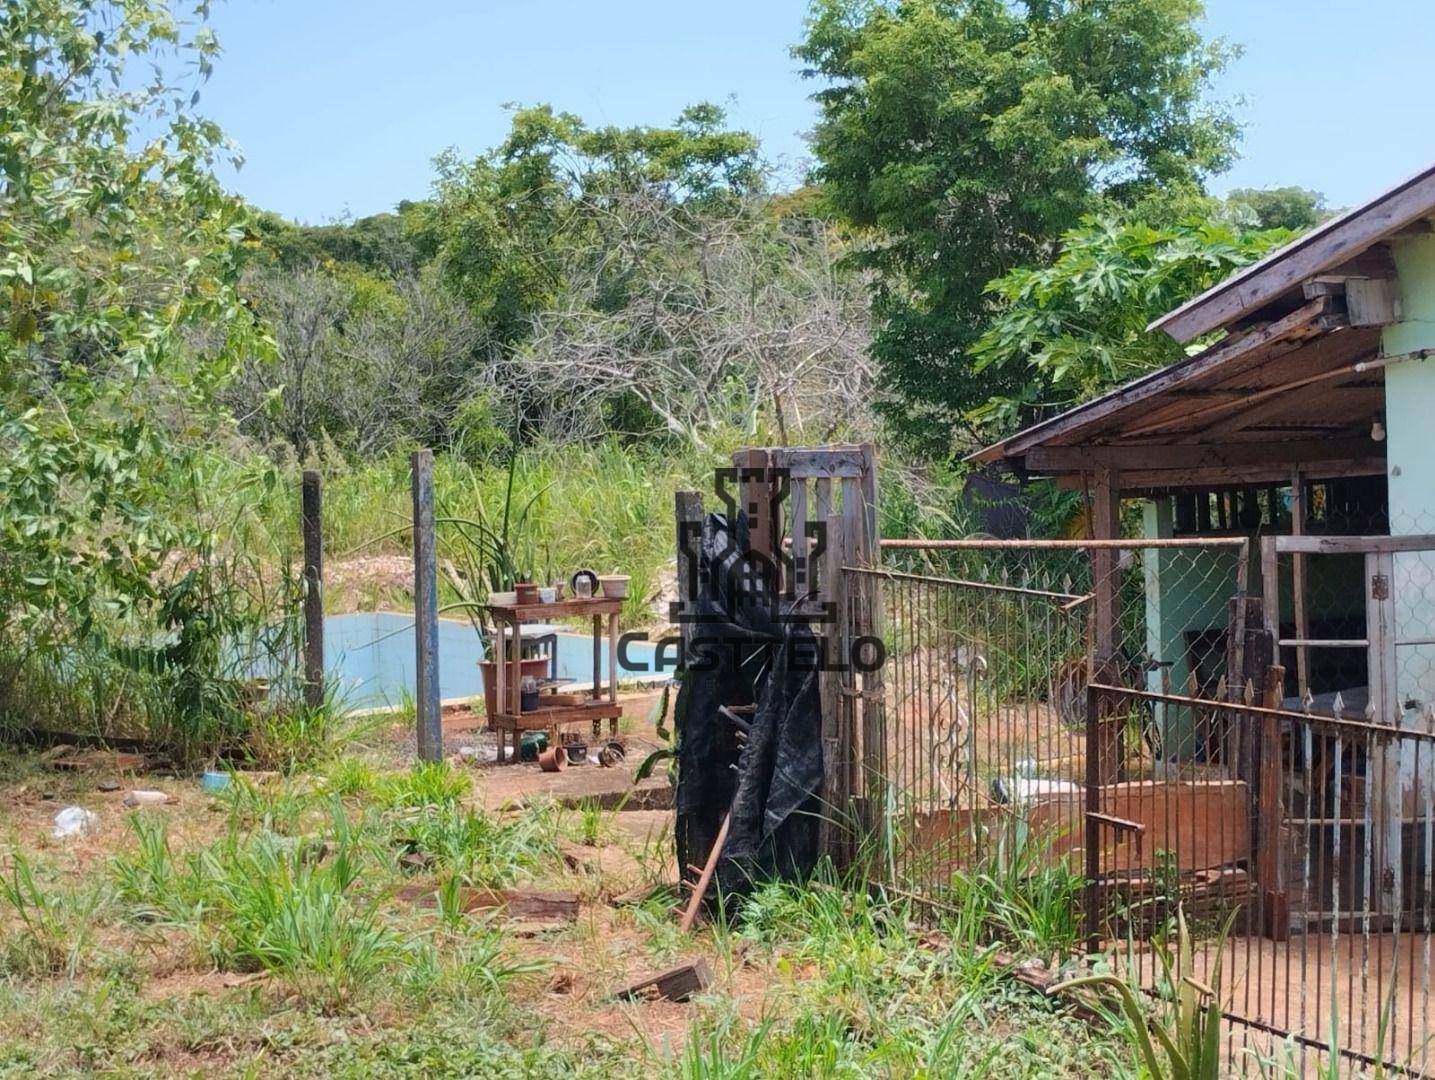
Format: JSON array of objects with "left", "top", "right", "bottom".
[
  {"left": 686, "top": 866, "right": 1126, "bottom": 1079},
  {"left": 248, "top": 438, "right": 722, "bottom": 628},
  {"left": 0, "top": 451, "right": 342, "bottom": 765},
  {"left": 0, "top": 852, "right": 102, "bottom": 977}
]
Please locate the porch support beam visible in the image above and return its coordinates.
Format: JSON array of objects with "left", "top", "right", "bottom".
[
  {"left": 1090, "top": 467, "right": 1122, "bottom": 680},
  {"left": 1058, "top": 457, "right": 1385, "bottom": 494},
  {"left": 1027, "top": 437, "right": 1378, "bottom": 474},
  {"left": 1089, "top": 467, "right": 1123, "bottom": 786}
]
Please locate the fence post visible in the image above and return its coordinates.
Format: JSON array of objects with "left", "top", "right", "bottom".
[
  {"left": 301, "top": 470, "right": 324, "bottom": 710},
  {"left": 411, "top": 450, "right": 442, "bottom": 762},
  {"left": 1258, "top": 663, "right": 1288, "bottom": 940},
  {"left": 857, "top": 446, "right": 883, "bottom": 864},
  {"left": 1084, "top": 681, "right": 1103, "bottom": 956}
]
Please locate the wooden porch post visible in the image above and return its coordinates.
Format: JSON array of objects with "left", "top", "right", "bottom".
[
  {"left": 1090, "top": 466, "right": 1122, "bottom": 678},
  {"left": 1090, "top": 467, "right": 1123, "bottom": 784}
]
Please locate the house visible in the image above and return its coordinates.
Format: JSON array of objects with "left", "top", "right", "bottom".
[
  {"left": 972, "top": 163, "right": 1435, "bottom": 927},
  {"left": 973, "top": 162, "right": 1435, "bottom": 722}
]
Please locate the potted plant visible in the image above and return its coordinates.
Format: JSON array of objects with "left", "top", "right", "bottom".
[{"left": 437, "top": 455, "right": 552, "bottom": 717}]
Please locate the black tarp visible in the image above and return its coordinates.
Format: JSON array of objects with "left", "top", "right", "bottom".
[{"left": 674, "top": 512, "right": 824, "bottom": 898}]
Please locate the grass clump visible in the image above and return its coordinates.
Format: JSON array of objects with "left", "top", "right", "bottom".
[
  {"left": 0, "top": 852, "right": 102, "bottom": 978},
  {"left": 376, "top": 760, "right": 471, "bottom": 809},
  {"left": 201, "top": 830, "right": 404, "bottom": 1005},
  {"left": 112, "top": 809, "right": 405, "bottom": 1007},
  {"left": 940, "top": 816, "right": 1086, "bottom": 962},
  {"left": 389, "top": 801, "right": 559, "bottom": 887}
]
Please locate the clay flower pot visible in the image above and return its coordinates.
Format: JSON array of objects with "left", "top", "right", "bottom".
[
  {"left": 538, "top": 745, "right": 567, "bottom": 772},
  {"left": 598, "top": 574, "right": 630, "bottom": 599}
]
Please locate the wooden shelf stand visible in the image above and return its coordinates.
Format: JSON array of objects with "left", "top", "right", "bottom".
[{"left": 485, "top": 596, "right": 624, "bottom": 762}]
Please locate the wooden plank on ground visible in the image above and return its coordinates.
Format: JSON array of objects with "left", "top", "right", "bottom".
[
  {"left": 397, "top": 885, "right": 580, "bottom": 921},
  {"left": 612, "top": 959, "right": 712, "bottom": 1003}
]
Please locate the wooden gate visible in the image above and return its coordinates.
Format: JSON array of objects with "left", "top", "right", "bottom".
[{"left": 674, "top": 444, "right": 879, "bottom": 860}]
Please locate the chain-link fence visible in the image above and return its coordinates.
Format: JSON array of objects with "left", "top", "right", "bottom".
[
  {"left": 850, "top": 526, "right": 1435, "bottom": 1076},
  {"left": 857, "top": 538, "right": 1252, "bottom": 897}
]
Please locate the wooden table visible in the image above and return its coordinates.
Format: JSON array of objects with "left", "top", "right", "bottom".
[{"left": 484, "top": 596, "right": 623, "bottom": 763}]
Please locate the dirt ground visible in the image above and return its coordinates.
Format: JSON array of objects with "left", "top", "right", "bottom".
[{"left": 0, "top": 683, "right": 766, "bottom": 1068}]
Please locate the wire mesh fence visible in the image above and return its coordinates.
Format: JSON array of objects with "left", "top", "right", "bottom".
[
  {"left": 1088, "top": 683, "right": 1434, "bottom": 1078},
  {"left": 849, "top": 528, "right": 1435, "bottom": 1077},
  {"left": 857, "top": 538, "right": 1253, "bottom": 896}
]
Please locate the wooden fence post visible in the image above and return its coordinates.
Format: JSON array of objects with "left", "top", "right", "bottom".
[
  {"left": 301, "top": 470, "right": 324, "bottom": 710},
  {"left": 1258, "top": 663, "right": 1289, "bottom": 939},
  {"left": 411, "top": 450, "right": 442, "bottom": 761}
]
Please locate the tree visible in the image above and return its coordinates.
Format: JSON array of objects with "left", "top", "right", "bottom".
[
  {"left": 410, "top": 104, "right": 763, "bottom": 356},
  {"left": 507, "top": 191, "right": 873, "bottom": 448},
  {"left": 228, "top": 266, "right": 481, "bottom": 458},
  {"left": 1225, "top": 186, "right": 1330, "bottom": 232},
  {"left": 796, "top": 0, "right": 1240, "bottom": 453},
  {"left": 254, "top": 208, "right": 426, "bottom": 276},
  {"left": 968, "top": 213, "right": 1289, "bottom": 433},
  {"left": 1, "top": 0, "right": 260, "bottom": 651},
  {"left": 0, "top": 0, "right": 279, "bottom": 759}
]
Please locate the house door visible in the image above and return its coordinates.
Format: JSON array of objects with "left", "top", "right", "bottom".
[{"left": 1261, "top": 533, "right": 1435, "bottom": 921}]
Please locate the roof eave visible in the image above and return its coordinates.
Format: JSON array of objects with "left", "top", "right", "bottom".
[{"left": 1148, "top": 161, "right": 1435, "bottom": 344}]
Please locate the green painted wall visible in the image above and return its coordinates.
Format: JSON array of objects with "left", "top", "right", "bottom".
[
  {"left": 1140, "top": 501, "right": 1365, "bottom": 757},
  {"left": 1383, "top": 233, "right": 1435, "bottom": 533},
  {"left": 1141, "top": 500, "right": 1245, "bottom": 757},
  {"left": 1382, "top": 233, "right": 1435, "bottom": 712},
  {"left": 1136, "top": 233, "right": 1435, "bottom": 747}
]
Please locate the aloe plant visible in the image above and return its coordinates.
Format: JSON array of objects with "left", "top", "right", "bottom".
[{"left": 1050, "top": 906, "right": 1236, "bottom": 1080}]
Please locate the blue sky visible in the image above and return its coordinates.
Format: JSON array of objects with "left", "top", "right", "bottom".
[{"left": 199, "top": 0, "right": 1435, "bottom": 223}]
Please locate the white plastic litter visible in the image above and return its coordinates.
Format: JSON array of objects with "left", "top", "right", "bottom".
[
  {"left": 122, "top": 790, "right": 168, "bottom": 808},
  {"left": 990, "top": 775, "right": 1080, "bottom": 805},
  {"left": 52, "top": 806, "right": 99, "bottom": 838},
  {"left": 457, "top": 745, "right": 498, "bottom": 764}
]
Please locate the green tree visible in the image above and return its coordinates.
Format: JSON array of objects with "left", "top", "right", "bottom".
[
  {"left": 968, "top": 214, "right": 1289, "bottom": 433},
  {"left": 410, "top": 103, "right": 762, "bottom": 353},
  {"left": 1225, "top": 185, "right": 1330, "bottom": 232},
  {"left": 797, "top": 0, "right": 1240, "bottom": 453},
  {"left": 254, "top": 207, "right": 427, "bottom": 276},
  {"left": 1, "top": 1, "right": 259, "bottom": 653}
]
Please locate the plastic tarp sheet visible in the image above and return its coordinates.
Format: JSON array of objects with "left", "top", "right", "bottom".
[{"left": 674, "top": 512, "right": 823, "bottom": 898}]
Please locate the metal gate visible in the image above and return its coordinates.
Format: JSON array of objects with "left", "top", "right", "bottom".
[{"left": 851, "top": 537, "right": 1435, "bottom": 1077}]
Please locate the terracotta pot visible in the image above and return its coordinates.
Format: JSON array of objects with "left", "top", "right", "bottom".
[
  {"left": 479, "top": 657, "right": 550, "bottom": 718},
  {"left": 598, "top": 574, "right": 629, "bottom": 599},
  {"left": 538, "top": 745, "right": 567, "bottom": 772}
]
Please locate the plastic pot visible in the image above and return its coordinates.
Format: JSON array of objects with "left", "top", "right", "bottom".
[{"left": 598, "top": 574, "right": 630, "bottom": 599}]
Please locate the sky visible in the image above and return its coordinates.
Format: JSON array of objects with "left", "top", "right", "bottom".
[{"left": 198, "top": 0, "right": 1435, "bottom": 224}]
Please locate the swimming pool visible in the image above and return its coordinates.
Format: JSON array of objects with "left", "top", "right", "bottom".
[{"left": 325, "top": 612, "right": 664, "bottom": 711}]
